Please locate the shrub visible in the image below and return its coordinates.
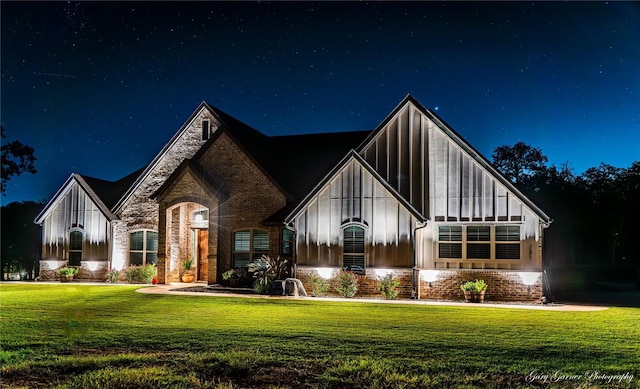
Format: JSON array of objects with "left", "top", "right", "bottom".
[
  {"left": 124, "top": 264, "right": 156, "bottom": 284},
  {"left": 378, "top": 273, "right": 400, "bottom": 299},
  {"left": 308, "top": 272, "right": 329, "bottom": 297},
  {"left": 335, "top": 271, "right": 358, "bottom": 298},
  {"left": 106, "top": 269, "right": 120, "bottom": 283},
  {"left": 249, "top": 255, "right": 289, "bottom": 294}
]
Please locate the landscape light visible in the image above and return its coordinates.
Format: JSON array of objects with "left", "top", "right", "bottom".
[
  {"left": 518, "top": 272, "right": 540, "bottom": 292},
  {"left": 43, "top": 260, "right": 62, "bottom": 270},
  {"left": 85, "top": 261, "right": 100, "bottom": 271},
  {"left": 374, "top": 268, "right": 393, "bottom": 278},
  {"left": 421, "top": 270, "right": 439, "bottom": 287},
  {"left": 315, "top": 267, "right": 334, "bottom": 279}
]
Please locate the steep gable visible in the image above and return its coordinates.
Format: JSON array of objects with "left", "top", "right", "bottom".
[{"left": 358, "top": 95, "right": 550, "bottom": 226}]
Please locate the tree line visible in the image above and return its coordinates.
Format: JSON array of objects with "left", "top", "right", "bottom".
[{"left": 493, "top": 142, "right": 640, "bottom": 291}]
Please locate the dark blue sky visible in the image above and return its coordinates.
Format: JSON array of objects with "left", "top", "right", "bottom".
[{"left": 2, "top": 1, "right": 639, "bottom": 205}]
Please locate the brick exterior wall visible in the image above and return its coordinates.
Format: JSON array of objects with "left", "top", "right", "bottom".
[
  {"left": 418, "top": 269, "right": 542, "bottom": 303},
  {"left": 296, "top": 266, "right": 415, "bottom": 298},
  {"left": 196, "top": 132, "right": 288, "bottom": 282}
]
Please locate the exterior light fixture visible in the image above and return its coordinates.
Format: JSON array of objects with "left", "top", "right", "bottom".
[
  {"left": 518, "top": 272, "right": 540, "bottom": 292},
  {"left": 422, "top": 270, "right": 439, "bottom": 288},
  {"left": 194, "top": 214, "right": 204, "bottom": 222},
  {"left": 315, "top": 267, "right": 334, "bottom": 279}
]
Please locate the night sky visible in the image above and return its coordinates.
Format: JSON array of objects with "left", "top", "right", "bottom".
[{"left": 2, "top": 1, "right": 639, "bottom": 205}]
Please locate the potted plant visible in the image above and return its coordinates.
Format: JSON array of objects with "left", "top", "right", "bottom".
[
  {"left": 460, "top": 279, "right": 488, "bottom": 303},
  {"left": 181, "top": 258, "right": 194, "bottom": 283},
  {"left": 58, "top": 267, "right": 78, "bottom": 282}
]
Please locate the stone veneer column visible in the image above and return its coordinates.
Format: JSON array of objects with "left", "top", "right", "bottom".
[{"left": 157, "top": 203, "right": 167, "bottom": 284}]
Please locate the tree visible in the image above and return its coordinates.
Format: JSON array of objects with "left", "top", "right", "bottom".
[
  {"left": 491, "top": 141, "right": 548, "bottom": 185},
  {"left": 0, "top": 201, "right": 44, "bottom": 280},
  {"left": 1, "top": 126, "right": 37, "bottom": 194}
]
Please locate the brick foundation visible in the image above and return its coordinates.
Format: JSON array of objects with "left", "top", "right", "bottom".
[
  {"left": 296, "top": 266, "right": 415, "bottom": 298},
  {"left": 418, "top": 269, "right": 542, "bottom": 303},
  {"left": 38, "top": 260, "right": 109, "bottom": 281},
  {"left": 296, "top": 266, "right": 542, "bottom": 303}
]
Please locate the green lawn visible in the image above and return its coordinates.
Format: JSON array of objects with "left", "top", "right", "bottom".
[{"left": 1, "top": 284, "right": 638, "bottom": 388}]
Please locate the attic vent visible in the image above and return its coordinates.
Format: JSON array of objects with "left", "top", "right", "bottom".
[{"left": 201, "top": 119, "right": 210, "bottom": 140}]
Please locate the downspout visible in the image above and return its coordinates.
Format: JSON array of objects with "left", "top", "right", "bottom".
[
  {"left": 412, "top": 220, "right": 429, "bottom": 300},
  {"left": 284, "top": 222, "right": 296, "bottom": 278}
]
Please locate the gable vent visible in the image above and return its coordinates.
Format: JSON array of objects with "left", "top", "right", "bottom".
[{"left": 201, "top": 119, "right": 210, "bottom": 140}]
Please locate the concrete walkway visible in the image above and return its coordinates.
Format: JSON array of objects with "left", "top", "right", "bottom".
[{"left": 136, "top": 282, "right": 609, "bottom": 311}]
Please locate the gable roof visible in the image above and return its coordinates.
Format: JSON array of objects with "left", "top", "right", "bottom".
[
  {"left": 150, "top": 158, "right": 229, "bottom": 202},
  {"left": 34, "top": 167, "right": 144, "bottom": 224},
  {"left": 356, "top": 94, "right": 551, "bottom": 224},
  {"left": 284, "top": 150, "right": 428, "bottom": 225}
]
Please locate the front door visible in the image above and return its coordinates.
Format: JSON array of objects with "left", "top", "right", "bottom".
[{"left": 192, "top": 229, "right": 209, "bottom": 281}]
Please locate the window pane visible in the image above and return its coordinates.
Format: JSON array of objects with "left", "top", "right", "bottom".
[
  {"left": 253, "top": 230, "right": 270, "bottom": 252},
  {"left": 233, "top": 253, "right": 250, "bottom": 268},
  {"left": 146, "top": 252, "right": 158, "bottom": 265},
  {"left": 70, "top": 231, "right": 83, "bottom": 250},
  {"left": 282, "top": 229, "right": 294, "bottom": 255},
  {"left": 234, "top": 230, "right": 250, "bottom": 252},
  {"left": 146, "top": 231, "right": 158, "bottom": 251},
  {"left": 439, "top": 226, "right": 462, "bottom": 241},
  {"left": 343, "top": 254, "right": 365, "bottom": 268},
  {"left": 130, "top": 231, "right": 144, "bottom": 250},
  {"left": 344, "top": 226, "right": 365, "bottom": 254},
  {"left": 439, "top": 243, "right": 462, "bottom": 258},
  {"left": 496, "top": 243, "right": 520, "bottom": 259},
  {"left": 69, "top": 252, "right": 82, "bottom": 266},
  {"left": 467, "top": 243, "right": 490, "bottom": 259},
  {"left": 467, "top": 226, "right": 490, "bottom": 242},
  {"left": 130, "top": 252, "right": 144, "bottom": 266},
  {"left": 496, "top": 226, "right": 520, "bottom": 241}
]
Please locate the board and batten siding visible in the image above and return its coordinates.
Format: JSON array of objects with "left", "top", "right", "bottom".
[
  {"left": 360, "top": 101, "right": 543, "bottom": 270},
  {"left": 41, "top": 181, "right": 111, "bottom": 261},
  {"left": 294, "top": 158, "right": 420, "bottom": 268}
]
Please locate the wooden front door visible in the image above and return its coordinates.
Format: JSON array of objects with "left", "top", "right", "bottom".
[{"left": 196, "top": 229, "right": 209, "bottom": 281}]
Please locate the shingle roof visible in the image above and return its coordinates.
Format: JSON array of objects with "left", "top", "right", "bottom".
[{"left": 79, "top": 167, "right": 145, "bottom": 210}]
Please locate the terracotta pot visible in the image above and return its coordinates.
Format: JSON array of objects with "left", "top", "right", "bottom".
[
  {"left": 463, "top": 290, "right": 486, "bottom": 303},
  {"left": 60, "top": 274, "right": 73, "bottom": 283},
  {"left": 181, "top": 273, "right": 194, "bottom": 283}
]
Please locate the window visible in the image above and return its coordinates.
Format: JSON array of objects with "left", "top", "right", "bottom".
[
  {"left": 343, "top": 226, "right": 365, "bottom": 268},
  {"left": 233, "top": 229, "right": 270, "bottom": 268},
  {"left": 129, "top": 230, "right": 158, "bottom": 266},
  {"left": 467, "top": 226, "right": 490, "bottom": 259},
  {"left": 438, "top": 226, "right": 462, "bottom": 259},
  {"left": 437, "top": 225, "right": 521, "bottom": 260},
  {"left": 281, "top": 229, "right": 294, "bottom": 255},
  {"left": 495, "top": 225, "right": 520, "bottom": 259},
  {"left": 202, "top": 119, "right": 210, "bottom": 140},
  {"left": 69, "top": 230, "right": 83, "bottom": 266}
]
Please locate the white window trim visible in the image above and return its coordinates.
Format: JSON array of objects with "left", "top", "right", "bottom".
[{"left": 128, "top": 229, "right": 158, "bottom": 266}]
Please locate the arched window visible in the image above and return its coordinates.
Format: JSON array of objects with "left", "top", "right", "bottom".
[
  {"left": 69, "top": 230, "right": 83, "bottom": 266},
  {"left": 129, "top": 230, "right": 158, "bottom": 266},
  {"left": 343, "top": 225, "right": 365, "bottom": 269},
  {"left": 233, "top": 229, "right": 269, "bottom": 268}
]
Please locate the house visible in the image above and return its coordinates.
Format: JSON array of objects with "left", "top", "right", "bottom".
[{"left": 35, "top": 95, "right": 551, "bottom": 302}]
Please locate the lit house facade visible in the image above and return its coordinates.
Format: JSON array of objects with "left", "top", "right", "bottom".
[{"left": 35, "top": 95, "right": 550, "bottom": 302}]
